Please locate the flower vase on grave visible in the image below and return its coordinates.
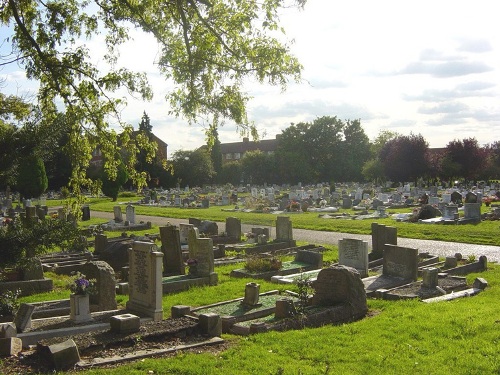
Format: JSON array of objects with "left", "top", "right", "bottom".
[{"left": 69, "top": 294, "right": 92, "bottom": 323}]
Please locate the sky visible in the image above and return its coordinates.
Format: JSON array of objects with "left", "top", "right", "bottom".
[{"left": 1, "top": 0, "right": 500, "bottom": 156}]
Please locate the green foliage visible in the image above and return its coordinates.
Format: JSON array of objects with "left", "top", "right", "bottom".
[
  {"left": 244, "top": 256, "right": 282, "bottom": 272},
  {"left": 276, "top": 116, "right": 370, "bottom": 183},
  {"left": 219, "top": 161, "right": 242, "bottom": 185},
  {"left": 171, "top": 149, "right": 215, "bottom": 187},
  {"left": 15, "top": 154, "right": 48, "bottom": 199},
  {"left": 240, "top": 150, "right": 275, "bottom": 185},
  {"left": 100, "top": 161, "right": 129, "bottom": 201},
  {"left": 0, "top": 289, "right": 20, "bottom": 317},
  {"left": 0, "top": 217, "right": 83, "bottom": 267},
  {"left": 1, "top": 0, "right": 303, "bottom": 206}
]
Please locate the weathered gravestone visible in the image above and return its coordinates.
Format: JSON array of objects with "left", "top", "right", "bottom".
[
  {"left": 81, "top": 205, "right": 90, "bottom": 221},
  {"left": 188, "top": 230, "right": 215, "bottom": 277},
  {"left": 465, "top": 191, "right": 477, "bottom": 203},
  {"left": 370, "top": 223, "right": 397, "bottom": 260},
  {"left": 383, "top": 244, "right": 418, "bottom": 281},
  {"left": 159, "top": 225, "right": 185, "bottom": 276},
  {"left": 81, "top": 261, "right": 117, "bottom": 311},
  {"left": 179, "top": 223, "right": 194, "bottom": 245},
  {"left": 422, "top": 267, "right": 439, "bottom": 288},
  {"left": 463, "top": 203, "right": 481, "bottom": 222},
  {"left": 126, "top": 204, "right": 136, "bottom": 224},
  {"left": 276, "top": 216, "right": 293, "bottom": 241},
  {"left": 338, "top": 238, "right": 369, "bottom": 278},
  {"left": 342, "top": 197, "right": 352, "bottom": 209},
  {"left": 126, "top": 241, "right": 163, "bottom": 321},
  {"left": 113, "top": 206, "right": 123, "bottom": 222},
  {"left": 311, "top": 265, "right": 367, "bottom": 317},
  {"left": 225, "top": 217, "right": 241, "bottom": 240},
  {"left": 13, "top": 303, "right": 35, "bottom": 333}
]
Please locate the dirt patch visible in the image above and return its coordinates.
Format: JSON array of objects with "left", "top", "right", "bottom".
[{"left": 0, "top": 317, "right": 229, "bottom": 374}]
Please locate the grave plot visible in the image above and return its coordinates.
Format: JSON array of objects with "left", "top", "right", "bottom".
[
  {"left": 181, "top": 266, "right": 368, "bottom": 336},
  {"left": 230, "top": 250, "right": 323, "bottom": 280},
  {"left": 3, "top": 314, "right": 224, "bottom": 372}
]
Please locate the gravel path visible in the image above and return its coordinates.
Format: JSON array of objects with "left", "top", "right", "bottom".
[{"left": 90, "top": 211, "right": 500, "bottom": 262}]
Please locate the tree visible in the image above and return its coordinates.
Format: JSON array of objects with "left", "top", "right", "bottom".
[
  {"left": 240, "top": 150, "right": 275, "bottom": 185},
  {"left": 444, "top": 138, "right": 489, "bottom": 184},
  {"left": 138, "top": 111, "right": 153, "bottom": 134},
  {"left": 1, "top": 0, "right": 304, "bottom": 208},
  {"left": 336, "top": 119, "right": 370, "bottom": 181},
  {"left": 100, "top": 161, "right": 129, "bottom": 201},
  {"left": 206, "top": 124, "right": 222, "bottom": 182},
  {"left": 15, "top": 155, "right": 48, "bottom": 199},
  {"left": 171, "top": 149, "right": 215, "bottom": 187},
  {"left": 379, "top": 133, "right": 429, "bottom": 183},
  {"left": 218, "top": 161, "right": 242, "bottom": 186}
]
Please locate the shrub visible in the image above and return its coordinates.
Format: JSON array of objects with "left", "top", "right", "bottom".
[
  {"left": 0, "top": 217, "right": 84, "bottom": 267},
  {"left": 0, "top": 290, "right": 20, "bottom": 317},
  {"left": 244, "top": 256, "right": 282, "bottom": 273}
]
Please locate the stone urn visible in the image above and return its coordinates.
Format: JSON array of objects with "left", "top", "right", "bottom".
[{"left": 69, "top": 294, "right": 92, "bottom": 323}]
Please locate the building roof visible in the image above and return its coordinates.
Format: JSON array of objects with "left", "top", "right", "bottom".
[{"left": 220, "top": 137, "right": 279, "bottom": 154}]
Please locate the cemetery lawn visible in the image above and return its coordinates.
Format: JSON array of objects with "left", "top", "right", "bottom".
[
  {"left": 11, "top": 257, "right": 500, "bottom": 374},
  {"left": 81, "top": 197, "right": 500, "bottom": 246}
]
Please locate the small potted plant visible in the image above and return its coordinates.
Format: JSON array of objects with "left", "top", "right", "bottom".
[
  {"left": 186, "top": 258, "right": 198, "bottom": 276},
  {"left": 68, "top": 272, "right": 96, "bottom": 322}
]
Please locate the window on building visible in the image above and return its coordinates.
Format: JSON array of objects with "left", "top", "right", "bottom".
[
  {"left": 234, "top": 152, "right": 241, "bottom": 159},
  {"left": 225, "top": 153, "right": 232, "bottom": 160}
]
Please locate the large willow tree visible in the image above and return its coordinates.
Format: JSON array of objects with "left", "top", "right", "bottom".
[{"left": 0, "top": 0, "right": 304, "bottom": 209}]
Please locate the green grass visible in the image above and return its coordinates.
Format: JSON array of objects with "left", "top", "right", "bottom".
[
  {"left": 56, "top": 264, "right": 500, "bottom": 375},
  {"left": 13, "top": 195, "right": 498, "bottom": 374},
  {"left": 8, "top": 243, "right": 500, "bottom": 374}
]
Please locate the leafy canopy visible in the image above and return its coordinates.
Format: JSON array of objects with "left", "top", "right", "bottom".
[{"left": 1, "top": 0, "right": 304, "bottom": 208}]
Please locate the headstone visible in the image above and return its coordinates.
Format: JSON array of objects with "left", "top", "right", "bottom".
[
  {"left": 13, "top": 303, "right": 35, "bottom": 333},
  {"left": 198, "top": 313, "right": 222, "bottom": 337},
  {"left": 47, "top": 339, "right": 81, "bottom": 370},
  {"left": 465, "top": 191, "right": 477, "bottom": 203},
  {"left": 429, "top": 186, "right": 438, "bottom": 197},
  {"left": 276, "top": 216, "right": 293, "bottom": 241},
  {"left": 126, "top": 241, "right": 164, "bottom": 321},
  {"left": 187, "top": 226, "right": 200, "bottom": 259},
  {"left": 174, "top": 195, "right": 181, "bottom": 206},
  {"left": 242, "top": 282, "right": 260, "bottom": 306},
  {"left": 221, "top": 195, "right": 230, "bottom": 206},
  {"left": 70, "top": 294, "right": 92, "bottom": 323},
  {"left": 463, "top": 203, "right": 481, "bottom": 221},
  {"left": 342, "top": 197, "right": 352, "bottom": 209},
  {"left": 225, "top": 217, "right": 241, "bottom": 240},
  {"left": 442, "top": 194, "right": 451, "bottom": 204},
  {"left": 443, "top": 205, "right": 459, "bottom": 220},
  {"left": 81, "top": 261, "right": 118, "bottom": 311},
  {"left": 159, "top": 225, "right": 185, "bottom": 276},
  {"left": 113, "top": 206, "right": 123, "bottom": 222},
  {"left": 190, "top": 237, "right": 214, "bottom": 277},
  {"left": 179, "top": 223, "right": 194, "bottom": 245},
  {"left": 382, "top": 244, "right": 418, "bottom": 281},
  {"left": 275, "top": 299, "right": 295, "bottom": 319},
  {"left": 422, "top": 267, "right": 439, "bottom": 288},
  {"left": 338, "top": 239, "right": 369, "bottom": 278},
  {"left": 126, "top": 204, "right": 136, "bottom": 224},
  {"left": 201, "top": 198, "right": 210, "bottom": 208},
  {"left": 93, "top": 234, "right": 108, "bottom": 254},
  {"left": 428, "top": 196, "right": 440, "bottom": 205},
  {"left": 450, "top": 191, "right": 462, "bottom": 204},
  {"left": 371, "top": 223, "right": 397, "bottom": 260},
  {"left": 81, "top": 205, "right": 91, "bottom": 221},
  {"left": 311, "top": 265, "right": 367, "bottom": 315}
]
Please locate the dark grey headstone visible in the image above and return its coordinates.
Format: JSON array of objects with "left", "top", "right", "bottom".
[{"left": 13, "top": 303, "right": 35, "bottom": 333}]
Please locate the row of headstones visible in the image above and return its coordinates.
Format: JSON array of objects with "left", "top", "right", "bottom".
[{"left": 160, "top": 216, "right": 294, "bottom": 276}]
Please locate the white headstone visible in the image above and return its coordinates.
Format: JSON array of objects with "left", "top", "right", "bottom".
[
  {"left": 338, "top": 239, "right": 369, "bottom": 277},
  {"left": 126, "top": 204, "right": 135, "bottom": 224}
]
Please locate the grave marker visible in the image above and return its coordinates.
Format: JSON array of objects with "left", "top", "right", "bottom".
[
  {"left": 383, "top": 244, "right": 418, "bottom": 281},
  {"left": 338, "top": 239, "right": 369, "bottom": 277},
  {"left": 159, "top": 225, "right": 185, "bottom": 275},
  {"left": 276, "top": 216, "right": 293, "bottom": 241},
  {"left": 126, "top": 241, "right": 163, "bottom": 321}
]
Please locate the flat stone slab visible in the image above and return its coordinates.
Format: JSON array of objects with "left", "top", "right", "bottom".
[
  {"left": 76, "top": 337, "right": 224, "bottom": 368},
  {"left": 422, "top": 288, "right": 482, "bottom": 303}
]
